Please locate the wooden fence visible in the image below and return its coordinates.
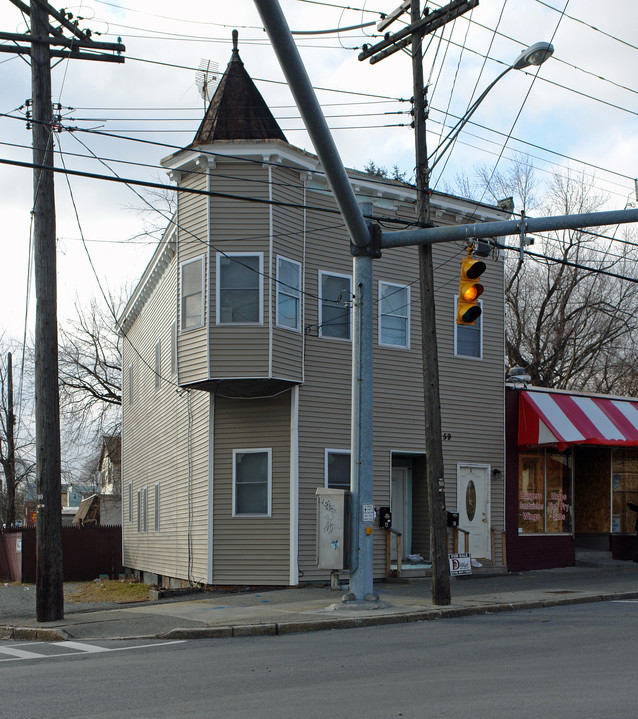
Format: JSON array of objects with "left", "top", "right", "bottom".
[{"left": 0, "top": 525, "right": 122, "bottom": 583}]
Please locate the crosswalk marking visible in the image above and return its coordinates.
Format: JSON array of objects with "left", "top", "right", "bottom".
[
  {"left": 0, "top": 646, "right": 48, "bottom": 659},
  {"left": 51, "top": 641, "right": 110, "bottom": 653},
  {"left": 0, "top": 639, "right": 186, "bottom": 662}
]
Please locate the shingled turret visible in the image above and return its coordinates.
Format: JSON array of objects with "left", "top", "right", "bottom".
[{"left": 192, "top": 30, "right": 287, "bottom": 145}]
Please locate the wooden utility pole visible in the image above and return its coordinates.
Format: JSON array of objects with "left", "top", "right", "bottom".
[
  {"left": 359, "top": 0, "right": 478, "bottom": 605},
  {"left": 411, "top": 1, "right": 450, "bottom": 606},
  {"left": 30, "top": 0, "right": 64, "bottom": 622},
  {"left": 4, "top": 0, "right": 124, "bottom": 621},
  {"left": 4, "top": 353, "right": 17, "bottom": 527}
]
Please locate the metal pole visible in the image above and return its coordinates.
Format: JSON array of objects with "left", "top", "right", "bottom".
[
  {"left": 253, "top": 0, "right": 375, "bottom": 601},
  {"left": 380, "top": 207, "right": 638, "bottom": 249},
  {"left": 31, "top": 0, "right": 64, "bottom": 622}
]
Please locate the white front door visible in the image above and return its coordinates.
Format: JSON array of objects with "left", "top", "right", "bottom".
[
  {"left": 457, "top": 465, "right": 490, "bottom": 560},
  {"left": 391, "top": 467, "right": 411, "bottom": 560}
]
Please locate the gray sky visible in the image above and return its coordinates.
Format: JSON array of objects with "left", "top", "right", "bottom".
[{"left": 1, "top": 0, "right": 636, "bottom": 340}]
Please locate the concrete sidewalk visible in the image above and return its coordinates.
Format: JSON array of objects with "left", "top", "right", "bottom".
[{"left": 3, "top": 560, "right": 638, "bottom": 642}]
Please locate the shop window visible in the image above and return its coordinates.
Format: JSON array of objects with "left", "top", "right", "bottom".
[
  {"left": 611, "top": 448, "right": 638, "bottom": 533},
  {"left": 518, "top": 449, "right": 572, "bottom": 534}
]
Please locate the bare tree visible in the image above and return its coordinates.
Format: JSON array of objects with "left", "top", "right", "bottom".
[
  {"left": 58, "top": 293, "right": 123, "bottom": 439},
  {"left": 449, "top": 161, "right": 638, "bottom": 394}
]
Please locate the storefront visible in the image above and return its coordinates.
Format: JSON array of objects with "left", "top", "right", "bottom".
[{"left": 505, "top": 385, "right": 638, "bottom": 571}]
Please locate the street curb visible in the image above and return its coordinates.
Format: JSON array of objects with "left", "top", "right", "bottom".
[
  {"left": 5, "top": 591, "right": 638, "bottom": 642},
  {"left": 0, "top": 625, "right": 68, "bottom": 641},
  {"left": 156, "top": 590, "right": 638, "bottom": 641}
]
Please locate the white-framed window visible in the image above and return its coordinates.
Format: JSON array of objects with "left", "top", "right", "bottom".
[
  {"left": 128, "top": 482, "right": 133, "bottom": 523},
  {"left": 319, "top": 271, "right": 351, "bottom": 340},
  {"left": 154, "top": 340, "right": 161, "bottom": 391},
  {"left": 454, "top": 297, "right": 483, "bottom": 359},
  {"left": 325, "top": 449, "right": 351, "bottom": 490},
  {"left": 128, "top": 363, "right": 134, "bottom": 405},
  {"left": 154, "top": 483, "right": 160, "bottom": 532},
  {"left": 180, "top": 256, "right": 205, "bottom": 330},
  {"left": 276, "top": 256, "right": 302, "bottom": 331},
  {"left": 379, "top": 281, "right": 410, "bottom": 348},
  {"left": 232, "top": 448, "right": 272, "bottom": 517},
  {"left": 137, "top": 486, "right": 148, "bottom": 533},
  {"left": 170, "top": 321, "right": 177, "bottom": 375},
  {"left": 217, "top": 252, "right": 263, "bottom": 325}
]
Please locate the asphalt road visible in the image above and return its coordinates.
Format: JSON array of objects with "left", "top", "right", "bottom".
[{"left": 2, "top": 601, "right": 638, "bottom": 718}]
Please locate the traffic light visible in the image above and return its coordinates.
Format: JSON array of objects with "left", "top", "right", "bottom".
[{"left": 456, "top": 252, "right": 486, "bottom": 325}]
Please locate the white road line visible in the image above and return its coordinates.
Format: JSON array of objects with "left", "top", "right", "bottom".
[{"left": 0, "top": 639, "right": 187, "bottom": 662}]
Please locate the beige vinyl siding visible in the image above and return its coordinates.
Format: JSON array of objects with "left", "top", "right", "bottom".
[
  {"left": 122, "top": 257, "right": 211, "bottom": 584},
  {"left": 271, "top": 166, "right": 305, "bottom": 382},
  {"left": 212, "top": 393, "right": 291, "bottom": 584},
  {"left": 295, "top": 188, "right": 506, "bottom": 578},
  {"left": 209, "top": 160, "right": 271, "bottom": 379},
  {"left": 177, "top": 170, "right": 209, "bottom": 385}
]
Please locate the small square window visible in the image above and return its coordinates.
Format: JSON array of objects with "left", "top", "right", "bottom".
[{"left": 326, "top": 450, "right": 351, "bottom": 490}]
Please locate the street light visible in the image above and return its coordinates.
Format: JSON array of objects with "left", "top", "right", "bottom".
[{"left": 428, "top": 41, "right": 554, "bottom": 171}]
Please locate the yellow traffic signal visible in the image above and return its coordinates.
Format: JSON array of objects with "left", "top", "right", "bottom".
[{"left": 456, "top": 254, "right": 486, "bottom": 325}]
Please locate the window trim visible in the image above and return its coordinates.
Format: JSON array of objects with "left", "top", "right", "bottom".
[
  {"left": 170, "top": 321, "right": 177, "bottom": 375},
  {"left": 180, "top": 256, "right": 205, "bottom": 331},
  {"left": 216, "top": 252, "right": 264, "bottom": 326},
  {"left": 137, "top": 486, "right": 148, "bottom": 533},
  {"left": 324, "top": 448, "right": 351, "bottom": 490},
  {"left": 276, "top": 255, "right": 302, "bottom": 332},
  {"left": 232, "top": 448, "right": 272, "bottom": 517},
  {"left": 128, "top": 482, "right": 133, "bottom": 523},
  {"left": 454, "top": 296, "right": 483, "bottom": 359},
  {"left": 378, "top": 281, "right": 410, "bottom": 349},
  {"left": 318, "top": 270, "right": 352, "bottom": 341}
]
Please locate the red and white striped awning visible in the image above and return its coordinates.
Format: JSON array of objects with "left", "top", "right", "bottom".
[{"left": 518, "top": 390, "right": 638, "bottom": 451}]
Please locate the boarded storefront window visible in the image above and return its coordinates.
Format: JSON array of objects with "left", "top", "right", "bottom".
[
  {"left": 611, "top": 448, "right": 638, "bottom": 533},
  {"left": 519, "top": 450, "right": 572, "bottom": 534}
]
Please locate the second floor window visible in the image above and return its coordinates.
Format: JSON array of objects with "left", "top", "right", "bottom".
[
  {"left": 217, "top": 253, "right": 263, "bottom": 324},
  {"left": 180, "top": 257, "right": 205, "bottom": 330},
  {"left": 455, "top": 297, "right": 483, "bottom": 359},
  {"left": 379, "top": 282, "right": 409, "bottom": 348},
  {"left": 276, "top": 256, "right": 301, "bottom": 331},
  {"left": 319, "top": 271, "right": 351, "bottom": 340}
]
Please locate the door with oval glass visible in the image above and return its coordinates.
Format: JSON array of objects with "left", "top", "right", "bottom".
[{"left": 457, "top": 464, "right": 490, "bottom": 560}]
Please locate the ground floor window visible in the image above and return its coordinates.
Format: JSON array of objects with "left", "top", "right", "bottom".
[
  {"left": 233, "top": 449, "right": 271, "bottom": 516},
  {"left": 611, "top": 448, "right": 638, "bottom": 533},
  {"left": 518, "top": 449, "right": 572, "bottom": 534},
  {"left": 325, "top": 449, "right": 350, "bottom": 490}
]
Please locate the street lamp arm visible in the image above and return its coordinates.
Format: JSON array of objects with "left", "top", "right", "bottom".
[{"left": 428, "top": 65, "right": 512, "bottom": 172}]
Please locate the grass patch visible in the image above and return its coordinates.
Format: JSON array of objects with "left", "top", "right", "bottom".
[{"left": 65, "top": 579, "right": 150, "bottom": 604}]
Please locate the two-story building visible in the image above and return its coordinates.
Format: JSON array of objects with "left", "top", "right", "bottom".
[{"left": 119, "top": 39, "right": 510, "bottom": 588}]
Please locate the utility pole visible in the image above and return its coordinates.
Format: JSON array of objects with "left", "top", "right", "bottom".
[
  {"left": 411, "top": 1, "right": 450, "bottom": 606},
  {"left": 359, "top": 0, "right": 477, "bottom": 605},
  {"left": 31, "top": 0, "right": 64, "bottom": 622},
  {"left": 4, "top": 353, "right": 17, "bottom": 527},
  {"left": 4, "top": 0, "right": 125, "bottom": 621}
]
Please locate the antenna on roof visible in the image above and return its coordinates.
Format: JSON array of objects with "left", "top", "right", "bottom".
[{"left": 196, "top": 59, "right": 220, "bottom": 107}]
